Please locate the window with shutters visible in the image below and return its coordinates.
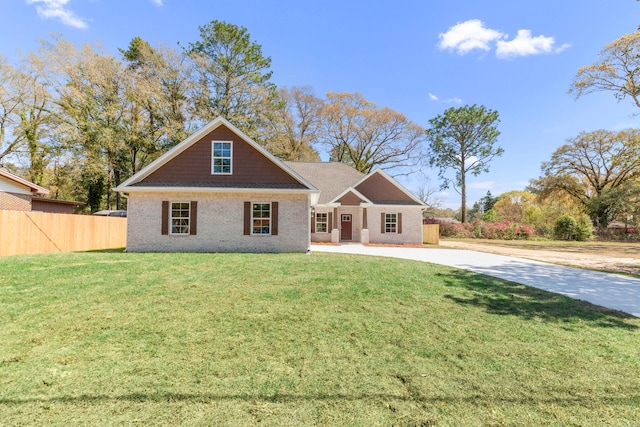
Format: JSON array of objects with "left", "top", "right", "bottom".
[
  {"left": 315, "top": 212, "right": 328, "bottom": 233},
  {"left": 212, "top": 141, "right": 232, "bottom": 174},
  {"left": 252, "top": 202, "right": 271, "bottom": 235},
  {"left": 171, "top": 202, "right": 190, "bottom": 235},
  {"left": 385, "top": 213, "right": 397, "bottom": 233}
]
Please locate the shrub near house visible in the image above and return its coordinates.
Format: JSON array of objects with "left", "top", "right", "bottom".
[{"left": 432, "top": 219, "right": 534, "bottom": 240}]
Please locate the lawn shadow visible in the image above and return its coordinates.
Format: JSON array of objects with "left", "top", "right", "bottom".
[
  {"left": 439, "top": 269, "right": 638, "bottom": 329},
  {"left": 1, "top": 390, "right": 638, "bottom": 407},
  {"left": 83, "top": 247, "right": 126, "bottom": 253}
]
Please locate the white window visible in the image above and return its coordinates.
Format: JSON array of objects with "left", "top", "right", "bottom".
[
  {"left": 315, "top": 212, "right": 328, "bottom": 233},
  {"left": 171, "top": 202, "right": 190, "bottom": 235},
  {"left": 212, "top": 141, "right": 232, "bottom": 174},
  {"left": 252, "top": 203, "right": 271, "bottom": 235},
  {"left": 385, "top": 213, "right": 397, "bottom": 233}
]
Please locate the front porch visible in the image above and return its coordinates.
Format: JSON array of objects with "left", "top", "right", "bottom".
[
  {"left": 311, "top": 204, "right": 422, "bottom": 246},
  {"left": 311, "top": 206, "right": 370, "bottom": 244}
]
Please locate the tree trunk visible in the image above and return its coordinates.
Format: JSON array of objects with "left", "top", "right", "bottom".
[
  {"left": 461, "top": 169, "right": 467, "bottom": 223},
  {"left": 114, "top": 168, "right": 121, "bottom": 210}
]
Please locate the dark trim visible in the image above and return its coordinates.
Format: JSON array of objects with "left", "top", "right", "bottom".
[
  {"left": 161, "top": 201, "right": 169, "bottom": 235},
  {"left": 244, "top": 202, "right": 251, "bottom": 235},
  {"left": 190, "top": 201, "right": 198, "bottom": 235},
  {"left": 272, "top": 201, "right": 278, "bottom": 236},
  {"left": 311, "top": 212, "right": 315, "bottom": 233}
]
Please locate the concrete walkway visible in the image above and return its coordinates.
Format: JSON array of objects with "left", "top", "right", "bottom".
[{"left": 311, "top": 244, "right": 640, "bottom": 317}]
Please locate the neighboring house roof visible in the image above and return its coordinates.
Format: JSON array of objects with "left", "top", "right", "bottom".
[
  {"left": 608, "top": 221, "right": 632, "bottom": 229},
  {"left": 31, "top": 197, "right": 85, "bottom": 214},
  {"left": 0, "top": 169, "right": 49, "bottom": 195},
  {"left": 117, "top": 117, "right": 318, "bottom": 195},
  {"left": 284, "top": 162, "right": 424, "bottom": 207},
  {"left": 283, "top": 161, "right": 365, "bottom": 204},
  {"left": 32, "top": 197, "right": 85, "bottom": 207}
]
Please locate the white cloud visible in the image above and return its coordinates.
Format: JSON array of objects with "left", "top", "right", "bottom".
[
  {"left": 438, "top": 19, "right": 570, "bottom": 60},
  {"left": 438, "top": 19, "right": 505, "bottom": 55},
  {"left": 554, "top": 43, "right": 571, "bottom": 54},
  {"left": 429, "top": 93, "right": 462, "bottom": 104},
  {"left": 495, "top": 29, "right": 569, "bottom": 59},
  {"left": 150, "top": 0, "right": 164, "bottom": 5},
  {"left": 26, "top": 0, "right": 89, "bottom": 29},
  {"left": 443, "top": 97, "right": 463, "bottom": 104},
  {"left": 464, "top": 156, "right": 480, "bottom": 168}
]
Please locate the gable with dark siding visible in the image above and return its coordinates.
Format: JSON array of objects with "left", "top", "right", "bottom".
[
  {"left": 355, "top": 172, "right": 421, "bottom": 205},
  {"left": 336, "top": 190, "right": 365, "bottom": 206},
  {"left": 142, "top": 124, "right": 306, "bottom": 188}
]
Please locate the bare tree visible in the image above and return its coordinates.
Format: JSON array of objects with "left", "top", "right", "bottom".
[
  {"left": 320, "top": 91, "right": 424, "bottom": 175},
  {"left": 569, "top": 30, "right": 640, "bottom": 112},
  {"left": 0, "top": 56, "right": 56, "bottom": 184},
  {"left": 415, "top": 179, "right": 443, "bottom": 219},
  {"left": 264, "top": 86, "right": 321, "bottom": 161}
]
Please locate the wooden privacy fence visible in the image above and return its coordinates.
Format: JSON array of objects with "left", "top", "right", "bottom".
[
  {"left": 0, "top": 210, "right": 126, "bottom": 256},
  {"left": 422, "top": 224, "right": 440, "bottom": 245}
]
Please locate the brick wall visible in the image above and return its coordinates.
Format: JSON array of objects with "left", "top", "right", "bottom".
[
  {"left": 0, "top": 192, "right": 32, "bottom": 211},
  {"left": 126, "top": 191, "right": 310, "bottom": 253},
  {"left": 367, "top": 206, "right": 424, "bottom": 245}
]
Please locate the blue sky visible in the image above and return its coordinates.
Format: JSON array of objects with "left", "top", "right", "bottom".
[{"left": 3, "top": 0, "right": 640, "bottom": 208}]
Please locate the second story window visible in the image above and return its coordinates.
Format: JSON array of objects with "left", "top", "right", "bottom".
[{"left": 212, "top": 141, "right": 232, "bottom": 174}]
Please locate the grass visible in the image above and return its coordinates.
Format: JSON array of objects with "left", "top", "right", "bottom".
[
  {"left": 445, "top": 238, "right": 640, "bottom": 256},
  {"left": 1, "top": 251, "right": 639, "bottom": 426}
]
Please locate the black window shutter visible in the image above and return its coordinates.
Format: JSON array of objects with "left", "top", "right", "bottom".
[
  {"left": 161, "top": 201, "right": 169, "bottom": 235},
  {"left": 328, "top": 212, "right": 333, "bottom": 231},
  {"left": 311, "top": 212, "right": 315, "bottom": 233},
  {"left": 398, "top": 212, "right": 402, "bottom": 234},
  {"left": 190, "top": 201, "right": 198, "bottom": 235},
  {"left": 381, "top": 212, "right": 385, "bottom": 234}
]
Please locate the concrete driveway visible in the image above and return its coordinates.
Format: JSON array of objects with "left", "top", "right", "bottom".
[{"left": 311, "top": 244, "right": 640, "bottom": 317}]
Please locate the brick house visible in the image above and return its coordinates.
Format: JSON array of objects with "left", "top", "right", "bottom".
[
  {"left": 116, "top": 117, "right": 424, "bottom": 253},
  {"left": 0, "top": 169, "right": 84, "bottom": 214},
  {"left": 0, "top": 169, "right": 48, "bottom": 211}
]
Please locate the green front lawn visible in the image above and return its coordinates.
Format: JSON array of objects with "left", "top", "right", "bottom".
[{"left": 1, "top": 252, "right": 638, "bottom": 426}]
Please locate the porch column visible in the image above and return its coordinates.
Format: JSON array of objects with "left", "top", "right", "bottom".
[
  {"left": 331, "top": 207, "right": 340, "bottom": 243},
  {"left": 361, "top": 207, "right": 369, "bottom": 244}
]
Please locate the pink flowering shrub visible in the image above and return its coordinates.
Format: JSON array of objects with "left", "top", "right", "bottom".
[
  {"left": 437, "top": 221, "right": 469, "bottom": 238},
  {"left": 432, "top": 220, "right": 534, "bottom": 240}
]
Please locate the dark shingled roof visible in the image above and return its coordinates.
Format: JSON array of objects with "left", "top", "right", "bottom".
[{"left": 284, "top": 161, "right": 364, "bottom": 204}]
